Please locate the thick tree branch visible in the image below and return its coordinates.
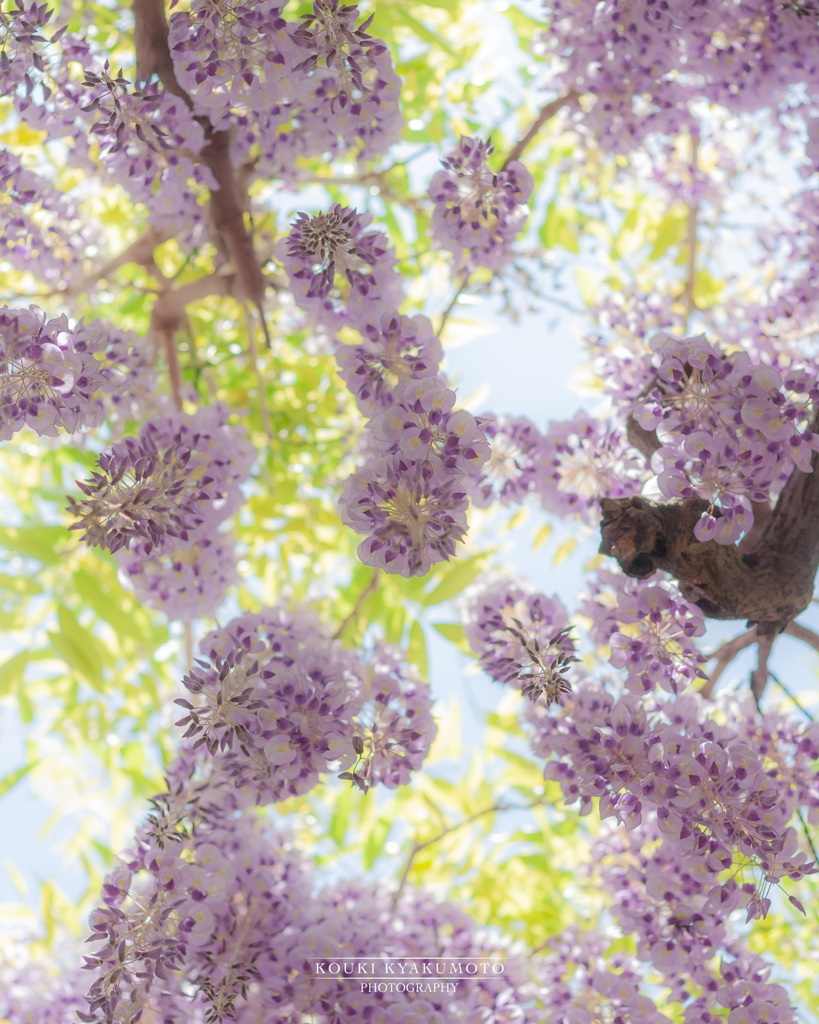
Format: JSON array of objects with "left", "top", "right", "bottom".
[
  {"left": 601, "top": 410, "right": 819, "bottom": 637},
  {"left": 132, "top": 0, "right": 269, "bottom": 341}
]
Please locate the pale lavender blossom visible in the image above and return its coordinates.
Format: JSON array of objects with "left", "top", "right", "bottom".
[
  {"left": 68, "top": 404, "right": 254, "bottom": 554},
  {"left": 335, "top": 311, "right": 443, "bottom": 416},
  {"left": 429, "top": 136, "right": 533, "bottom": 271},
  {"left": 368, "top": 376, "right": 490, "bottom": 475},
  {"left": 462, "top": 575, "right": 576, "bottom": 705},
  {"left": 466, "top": 413, "right": 543, "bottom": 507},
  {"left": 340, "top": 457, "right": 469, "bottom": 577},
  {"left": 0, "top": 305, "right": 129, "bottom": 441},
  {"left": 283, "top": 203, "right": 403, "bottom": 329}
]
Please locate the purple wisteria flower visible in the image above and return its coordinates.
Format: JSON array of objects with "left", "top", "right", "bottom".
[
  {"left": 0, "top": 149, "right": 97, "bottom": 285},
  {"left": 462, "top": 575, "right": 577, "bottom": 706},
  {"left": 534, "top": 409, "right": 647, "bottom": 522},
  {"left": 579, "top": 574, "right": 707, "bottom": 695},
  {"left": 466, "top": 412, "right": 543, "bottom": 507},
  {"left": 176, "top": 606, "right": 366, "bottom": 806},
  {"left": 368, "top": 376, "right": 490, "bottom": 474},
  {"left": 168, "top": 0, "right": 291, "bottom": 128},
  {"left": 631, "top": 332, "right": 819, "bottom": 543},
  {"left": 68, "top": 404, "right": 253, "bottom": 556},
  {"left": 429, "top": 136, "right": 533, "bottom": 272},
  {"left": 340, "top": 457, "right": 469, "bottom": 577},
  {"left": 0, "top": 305, "right": 133, "bottom": 441},
  {"left": 283, "top": 203, "right": 402, "bottom": 328},
  {"left": 335, "top": 311, "right": 443, "bottom": 416},
  {"left": 345, "top": 642, "right": 436, "bottom": 790},
  {"left": 117, "top": 531, "right": 239, "bottom": 622}
]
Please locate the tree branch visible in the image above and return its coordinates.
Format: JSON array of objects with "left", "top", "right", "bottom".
[
  {"left": 131, "top": 0, "right": 269, "bottom": 341},
  {"left": 700, "top": 627, "right": 758, "bottom": 698},
  {"left": 331, "top": 571, "right": 381, "bottom": 641},
  {"left": 784, "top": 620, "right": 819, "bottom": 653},
  {"left": 501, "top": 91, "right": 578, "bottom": 170},
  {"left": 750, "top": 633, "right": 773, "bottom": 701},
  {"left": 599, "top": 480, "right": 819, "bottom": 637},
  {"left": 391, "top": 797, "right": 546, "bottom": 910}
]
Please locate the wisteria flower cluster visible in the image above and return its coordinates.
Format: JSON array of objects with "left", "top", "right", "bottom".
[
  {"left": 543, "top": 0, "right": 819, "bottom": 152},
  {"left": 465, "top": 409, "right": 647, "bottom": 521},
  {"left": 283, "top": 203, "right": 404, "bottom": 330},
  {"left": 0, "top": 149, "right": 96, "bottom": 285},
  {"left": 594, "top": 816, "right": 802, "bottom": 1019},
  {"left": 73, "top": 794, "right": 538, "bottom": 1024},
  {"left": 168, "top": 0, "right": 403, "bottom": 170},
  {"left": 0, "top": 305, "right": 142, "bottom": 442},
  {"left": 462, "top": 575, "right": 577, "bottom": 707},
  {"left": 580, "top": 569, "right": 708, "bottom": 695},
  {"left": 1, "top": 1, "right": 402, "bottom": 251},
  {"left": 283, "top": 201, "right": 495, "bottom": 576},
  {"left": 68, "top": 404, "right": 253, "bottom": 619},
  {"left": 628, "top": 332, "right": 819, "bottom": 543},
  {"left": 175, "top": 604, "right": 435, "bottom": 803},
  {"left": 529, "top": 680, "right": 818, "bottom": 892},
  {"left": 429, "top": 137, "right": 534, "bottom": 272}
]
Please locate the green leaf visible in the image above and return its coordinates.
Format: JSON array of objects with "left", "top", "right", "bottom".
[
  {"left": 421, "top": 552, "right": 490, "bottom": 606},
  {"left": 73, "top": 566, "right": 144, "bottom": 643},
  {"left": 363, "top": 817, "right": 391, "bottom": 870},
  {"left": 329, "top": 785, "right": 354, "bottom": 848},
  {"left": 394, "top": 9, "right": 457, "bottom": 56},
  {"left": 432, "top": 622, "right": 473, "bottom": 656},
  {"left": 408, "top": 619, "right": 429, "bottom": 678},
  {"left": 0, "top": 525, "right": 68, "bottom": 564},
  {"left": 0, "top": 572, "right": 42, "bottom": 596},
  {"left": 48, "top": 604, "right": 106, "bottom": 691},
  {"left": 0, "top": 761, "right": 38, "bottom": 799},
  {"left": 0, "top": 650, "right": 29, "bottom": 698},
  {"left": 541, "top": 201, "right": 580, "bottom": 253}
]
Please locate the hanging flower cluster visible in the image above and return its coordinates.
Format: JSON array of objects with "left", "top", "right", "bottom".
[
  {"left": 0, "top": 306, "right": 145, "bottom": 442},
  {"left": 462, "top": 575, "right": 577, "bottom": 707},
  {"left": 627, "top": 332, "right": 819, "bottom": 543},
  {"left": 429, "top": 137, "right": 534, "bottom": 272},
  {"left": 175, "top": 605, "right": 436, "bottom": 803},
  {"left": 282, "top": 202, "right": 499, "bottom": 577},
  {"left": 68, "top": 405, "right": 254, "bottom": 619}
]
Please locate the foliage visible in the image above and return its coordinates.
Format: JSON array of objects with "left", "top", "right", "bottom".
[{"left": 1, "top": 1, "right": 819, "bottom": 1022}]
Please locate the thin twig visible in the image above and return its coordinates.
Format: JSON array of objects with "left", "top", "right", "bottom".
[
  {"left": 769, "top": 669, "right": 814, "bottom": 722},
  {"left": 751, "top": 633, "right": 773, "bottom": 701},
  {"left": 700, "top": 627, "right": 758, "bottom": 698},
  {"left": 796, "top": 807, "right": 819, "bottom": 869},
  {"left": 501, "top": 91, "right": 578, "bottom": 171},
  {"left": 785, "top": 621, "right": 819, "bottom": 655},
  {"left": 331, "top": 571, "right": 381, "bottom": 641},
  {"left": 438, "top": 271, "right": 471, "bottom": 335},
  {"left": 158, "top": 325, "right": 183, "bottom": 412},
  {"left": 391, "top": 797, "right": 547, "bottom": 909}
]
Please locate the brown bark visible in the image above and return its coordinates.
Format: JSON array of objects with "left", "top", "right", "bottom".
[
  {"left": 600, "top": 433, "right": 819, "bottom": 636},
  {"left": 131, "top": 0, "right": 268, "bottom": 335}
]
